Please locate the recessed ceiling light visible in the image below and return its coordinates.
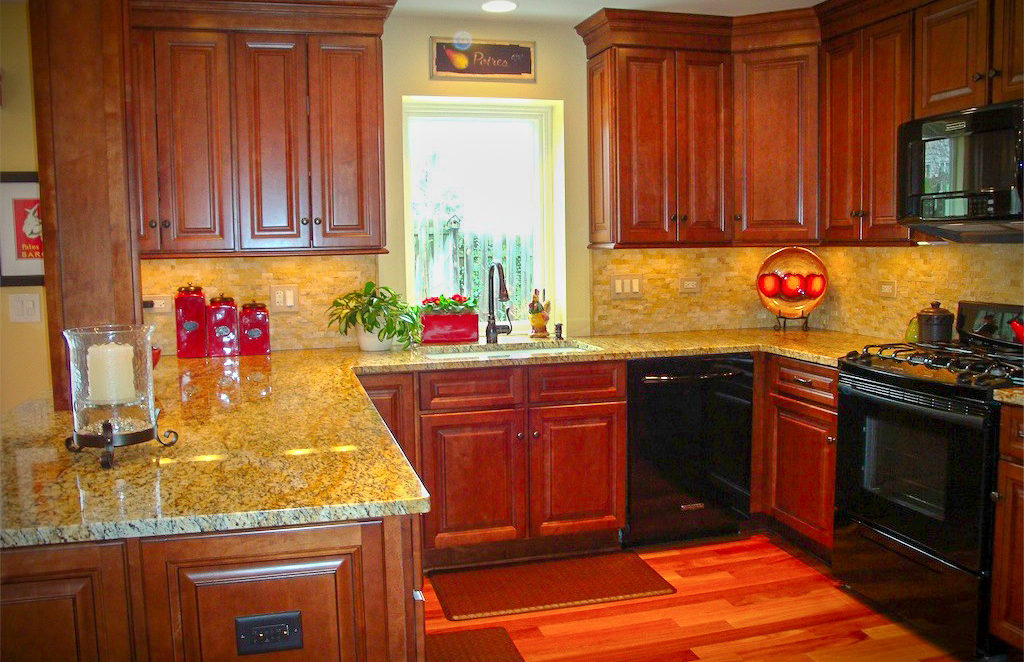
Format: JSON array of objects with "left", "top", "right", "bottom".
[{"left": 482, "top": 0, "right": 517, "bottom": 12}]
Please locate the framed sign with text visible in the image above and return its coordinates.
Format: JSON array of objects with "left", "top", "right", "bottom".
[
  {"left": 430, "top": 37, "right": 535, "bottom": 82},
  {"left": 0, "top": 172, "right": 44, "bottom": 286}
]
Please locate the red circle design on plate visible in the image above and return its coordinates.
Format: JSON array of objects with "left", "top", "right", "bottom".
[{"left": 755, "top": 247, "right": 828, "bottom": 319}]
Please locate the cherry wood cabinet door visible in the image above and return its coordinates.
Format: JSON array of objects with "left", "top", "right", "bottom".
[
  {"left": 234, "top": 33, "right": 310, "bottom": 250},
  {"left": 614, "top": 47, "right": 677, "bottom": 244},
  {"left": 154, "top": 31, "right": 236, "bottom": 252},
  {"left": 308, "top": 35, "right": 383, "bottom": 250},
  {"left": 914, "top": 0, "right": 990, "bottom": 117},
  {"left": 587, "top": 52, "right": 615, "bottom": 245},
  {"left": 820, "top": 31, "right": 863, "bottom": 243},
  {"left": 676, "top": 51, "right": 733, "bottom": 244},
  {"left": 359, "top": 372, "right": 417, "bottom": 471},
  {"left": 1, "top": 541, "right": 133, "bottom": 662},
  {"left": 991, "top": 0, "right": 1024, "bottom": 103},
  {"left": 733, "top": 46, "right": 819, "bottom": 244},
  {"left": 528, "top": 401, "right": 627, "bottom": 538},
  {"left": 766, "top": 393, "right": 837, "bottom": 549},
  {"left": 990, "top": 458, "right": 1024, "bottom": 648},
  {"left": 128, "top": 30, "right": 160, "bottom": 253},
  {"left": 861, "top": 14, "right": 912, "bottom": 241},
  {"left": 420, "top": 408, "right": 528, "bottom": 549},
  {"left": 141, "top": 523, "right": 389, "bottom": 662}
]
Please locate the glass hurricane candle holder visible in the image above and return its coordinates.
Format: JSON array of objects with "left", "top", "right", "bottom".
[{"left": 62, "top": 324, "right": 177, "bottom": 468}]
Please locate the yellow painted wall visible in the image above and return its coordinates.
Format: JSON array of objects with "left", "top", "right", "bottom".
[{"left": 0, "top": 1, "right": 51, "bottom": 413}]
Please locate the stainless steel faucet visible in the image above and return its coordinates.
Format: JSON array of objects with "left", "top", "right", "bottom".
[{"left": 486, "top": 261, "right": 512, "bottom": 344}]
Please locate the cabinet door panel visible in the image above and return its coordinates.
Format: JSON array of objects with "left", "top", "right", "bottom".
[
  {"left": 529, "top": 402, "right": 627, "bottom": 538},
  {"left": 821, "top": 32, "right": 863, "bottom": 242},
  {"left": 914, "top": 0, "right": 989, "bottom": 116},
  {"left": 154, "top": 31, "right": 235, "bottom": 252},
  {"left": 129, "top": 30, "right": 160, "bottom": 253},
  {"left": 991, "top": 0, "right": 1024, "bottom": 103},
  {"left": 308, "top": 35, "right": 383, "bottom": 249},
  {"left": 677, "top": 51, "right": 733, "bottom": 243},
  {"left": 862, "top": 14, "right": 913, "bottom": 241},
  {"left": 990, "top": 459, "right": 1024, "bottom": 648},
  {"left": 615, "top": 48, "right": 677, "bottom": 244},
  {"left": 358, "top": 373, "right": 417, "bottom": 471},
  {"left": 234, "top": 33, "right": 310, "bottom": 250},
  {"left": 767, "top": 394, "right": 836, "bottom": 549},
  {"left": 421, "top": 409, "right": 527, "bottom": 548},
  {"left": 733, "top": 46, "right": 819, "bottom": 244},
  {"left": 587, "top": 52, "right": 614, "bottom": 244}
]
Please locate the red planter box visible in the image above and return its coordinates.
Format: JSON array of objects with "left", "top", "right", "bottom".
[{"left": 421, "top": 313, "right": 479, "bottom": 344}]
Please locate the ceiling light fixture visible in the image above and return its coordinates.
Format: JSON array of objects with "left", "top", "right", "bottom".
[{"left": 481, "top": 0, "right": 517, "bottom": 12}]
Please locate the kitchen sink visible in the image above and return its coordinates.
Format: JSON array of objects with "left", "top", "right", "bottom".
[{"left": 419, "top": 340, "right": 599, "bottom": 362}]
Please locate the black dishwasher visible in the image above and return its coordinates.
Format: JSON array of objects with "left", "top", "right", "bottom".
[{"left": 625, "top": 354, "right": 753, "bottom": 547}]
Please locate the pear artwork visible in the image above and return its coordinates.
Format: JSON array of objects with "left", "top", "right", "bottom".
[{"left": 444, "top": 47, "right": 469, "bottom": 70}]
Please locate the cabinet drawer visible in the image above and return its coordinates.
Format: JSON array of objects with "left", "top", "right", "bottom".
[
  {"left": 419, "top": 367, "right": 525, "bottom": 411},
  {"left": 528, "top": 361, "right": 627, "bottom": 404},
  {"left": 770, "top": 356, "right": 838, "bottom": 409},
  {"left": 1000, "top": 405, "right": 1023, "bottom": 463}
]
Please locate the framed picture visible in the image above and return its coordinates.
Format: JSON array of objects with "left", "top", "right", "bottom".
[
  {"left": 430, "top": 37, "right": 535, "bottom": 82},
  {"left": 0, "top": 172, "right": 44, "bottom": 286}
]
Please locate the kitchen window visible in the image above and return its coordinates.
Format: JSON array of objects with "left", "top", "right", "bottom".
[{"left": 402, "top": 97, "right": 562, "bottom": 329}]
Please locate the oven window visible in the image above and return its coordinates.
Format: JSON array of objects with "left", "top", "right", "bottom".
[{"left": 863, "top": 415, "right": 949, "bottom": 521}]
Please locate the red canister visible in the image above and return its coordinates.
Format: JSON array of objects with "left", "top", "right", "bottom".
[
  {"left": 174, "top": 283, "right": 208, "bottom": 358},
  {"left": 239, "top": 301, "right": 271, "bottom": 356},
  {"left": 207, "top": 294, "right": 239, "bottom": 356}
]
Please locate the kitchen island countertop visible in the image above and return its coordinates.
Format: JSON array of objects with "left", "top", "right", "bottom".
[{"left": 6, "top": 327, "right": 1015, "bottom": 548}]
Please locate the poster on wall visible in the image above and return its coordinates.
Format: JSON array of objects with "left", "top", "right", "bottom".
[
  {"left": 0, "top": 172, "right": 44, "bottom": 286},
  {"left": 430, "top": 37, "right": 535, "bottom": 82}
]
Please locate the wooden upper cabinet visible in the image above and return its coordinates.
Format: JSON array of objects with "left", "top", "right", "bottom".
[
  {"left": 614, "top": 47, "right": 677, "bottom": 244},
  {"left": 821, "top": 14, "right": 911, "bottom": 243},
  {"left": 676, "top": 51, "right": 733, "bottom": 244},
  {"left": 153, "top": 31, "right": 236, "bottom": 253},
  {"left": 733, "top": 46, "right": 819, "bottom": 244},
  {"left": 914, "top": 0, "right": 990, "bottom": 116},
  {"left": 587, "top": 53, "right": 614, "bottom": 245},
  {"left": 128, "top": 30, "right": 160, "bottom": 253},
  {"left": 234, "top": 33, "right": 311, "bottom": 250},
  {"left": 309, "top": 35, "right": 384, "bottom": 250},
  {"left": 991, "top": 0, "right": 1024, "bottom": 103}
]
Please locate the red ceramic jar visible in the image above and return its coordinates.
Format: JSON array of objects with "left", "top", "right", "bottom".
[
  {"left": 174, "top": 283, "right": 208, "bottom": 358},
  {"left": 239, "top": 301, "right": 271, "bottom": 356},
  {"left": 206, "top": 294, "right": 239, "bottom": 357},
  {"left": 421, "top": 313, "right": 479, "bottom": 344}
]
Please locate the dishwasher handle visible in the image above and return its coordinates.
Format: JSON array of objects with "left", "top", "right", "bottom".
[{"left": 641, "top": 370, "right": 740, "bottom": 385}]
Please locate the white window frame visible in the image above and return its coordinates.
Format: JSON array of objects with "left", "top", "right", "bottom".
[{"left": 402, "top": 96, "right": 563, "bottom": 336}]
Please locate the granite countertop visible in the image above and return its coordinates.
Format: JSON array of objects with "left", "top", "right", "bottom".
[
  {"left": 994, "top": 388, "right": 1024, "bottom": 407},
  {"left": 6, "top": 327, "right": 1014, "bottom": 548}
]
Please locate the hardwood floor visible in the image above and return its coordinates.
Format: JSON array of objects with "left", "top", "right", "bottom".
[{"left": 424, "top": 534, "right": 958, "bottom": 661}]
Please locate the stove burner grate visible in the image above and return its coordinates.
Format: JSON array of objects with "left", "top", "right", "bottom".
[{"left": 845, "top": 342, "right": 1024, "bottom": 388}]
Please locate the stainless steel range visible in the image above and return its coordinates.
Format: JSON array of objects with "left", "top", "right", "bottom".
[{"left": 834, "top": 301, "right": 1022, "bottom": 661}]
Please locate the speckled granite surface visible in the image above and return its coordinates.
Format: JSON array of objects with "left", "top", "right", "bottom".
[
  {"left": 12, "top": 326, "right": 1010, "bottom": 549},
  {"left": 994, "top": 388, "right": 1024, "bottom": 407}
]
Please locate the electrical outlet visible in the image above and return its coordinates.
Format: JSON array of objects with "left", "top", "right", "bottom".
[
  {"left": 269, "top": 285, "right": 299, "bottom": 312},
  {"left": 680, "top": 276, "right": 701, "bottom": 294},
  {"left": 878, "top": 280, "right": 897, "bottom": 299},
  {"left": 8, "top": 293, "right": 41, "bottom": 323},
  {"left": 145, "top": 294, "right": 173, "bottom": 313},
  {"left": 610, "top": 275, "right": 642, "bottom": 299}
]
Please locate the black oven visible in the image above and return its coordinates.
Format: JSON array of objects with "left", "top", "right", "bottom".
[{"left": 834, "top": 367, "right": 1003, "bottom": 659}]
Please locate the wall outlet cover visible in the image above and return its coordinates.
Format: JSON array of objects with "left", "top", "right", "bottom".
[
  {"left": 269, "top": 285, "right": 299, "bottom": 312},
  {"left": 878, "top": 281, "right": 897, "bottom": 299},
  {"left": 680, "top": 276, "right": 701, "bottom": 294},
  {"left": 8, "top": 293, "right": 41, "bottom": 323},
  {"left": 610, "top": 275, "right": 642, "bottom": 299},
  {"left": 145, "top": 294, "right": 173, "bottom": 313}
]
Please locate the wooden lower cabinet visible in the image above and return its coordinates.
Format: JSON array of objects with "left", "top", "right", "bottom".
[
  {"left": 1, "top": 541, "right": 133, "bottom": 662},
  {"left": 990, "top": 404, "right": 1024, "bottom": 649},
  {"left": 765, "top": 393, "right": 837, "bottom": 549},
  {"left": 358, "top": 373, "right": 417, "bottom": 470}
]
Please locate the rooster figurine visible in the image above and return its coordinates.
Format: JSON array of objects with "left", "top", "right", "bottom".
[{"left": 528, "top": 289, "right": 551, "bottom": 338}]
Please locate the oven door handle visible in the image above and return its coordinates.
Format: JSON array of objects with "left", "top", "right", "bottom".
[
  {"left": 839, "top": 385, "right": 986, "bottom": 430},
  {"left": 849, "top": 517, "right": 977, "bottom": 576}
]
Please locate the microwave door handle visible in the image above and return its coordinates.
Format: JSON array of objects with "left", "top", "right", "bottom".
[{"left": 839, "top": 385, "right": 987, "bottom": 430}]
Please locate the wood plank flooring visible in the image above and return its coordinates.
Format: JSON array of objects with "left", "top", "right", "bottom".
[{"left": 424, "top": 534, "right": 958, "bottom": 661}]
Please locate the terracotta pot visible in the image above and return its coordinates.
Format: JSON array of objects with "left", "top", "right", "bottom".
[{"left": 421, "top": 313, "right": 479, "bottom": 344}]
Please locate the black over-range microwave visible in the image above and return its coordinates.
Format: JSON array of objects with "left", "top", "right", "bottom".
[{"left": 898, "top": 100, "right": 1023, "bottom": 243}]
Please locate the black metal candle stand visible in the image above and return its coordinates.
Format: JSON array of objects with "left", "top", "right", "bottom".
[
  {"left": 65, "top": 409, "right": 178, "bottom": 469},
  {"left": 774, "top": 313, "right": 811, "bottom": 331}
]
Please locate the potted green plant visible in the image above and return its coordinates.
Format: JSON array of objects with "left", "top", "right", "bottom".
[
  {"left": 420, "top": 293, "right": 479, "bottom": 344},
  {"left": 327, "top": 282, "right": 421, "bottom": 351}
]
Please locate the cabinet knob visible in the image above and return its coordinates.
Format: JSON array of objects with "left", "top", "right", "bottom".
[
  {"left": 670, "top": 213, "right": 678, "bottom": 223},
  {"left": 313, "top": 217, "right": 322, "bottom": 225},
  {"left": 988, "top": 68, "right": 1002, "bottom": 79},
  {"left": 733, "top": 214, "right": 742, "bottom": 221},
  {"left": 300, "top": 218, "right": 310, "bottom": 225},
  {"left": 147, "top": 220, "right": 158, "bottom": 229},
  {"left": 532, "top": 431, "right": 541, "bottom": 439},
  {"left": 680, "top": 214, "right": 688, "bottom": 222},
  {"left": 516, "top": 432, "right": 524, "bottom": 440},
  {"left": 826, "top": 435, "right": 836, "bottom": 445},
  {"left": 160, "top": 220, "right": 171, "bottom": 229},
  {"left": 972, "top": 72, "right": 985, "bottom": 82}
]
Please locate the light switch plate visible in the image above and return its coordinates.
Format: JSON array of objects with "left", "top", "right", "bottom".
[
  {"left": 878, "top": 280, "right": 897, "bottom": 299},
  {"left": 8, "top": 293, "right": 41, "bottom": 323},
  {"left": 680, "top": 276, "right": 701, "bottom": 294},
  {"left": 269, "top": 285, "right": 299, "bottom": 313},
  {"left": 145, "top": 294, "right": 173, "bottom": 313},
  {"left": 610, "top": 275, "right": 642, "bottom": 299}
]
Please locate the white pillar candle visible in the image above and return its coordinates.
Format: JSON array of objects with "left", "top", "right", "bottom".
[{"left": 87, "top": 342, "right": 136, "bottom": 405}]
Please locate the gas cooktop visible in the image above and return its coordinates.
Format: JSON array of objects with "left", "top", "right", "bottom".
[{"left": 842, "top": 341, "right": 1023, "bottom": 389}]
